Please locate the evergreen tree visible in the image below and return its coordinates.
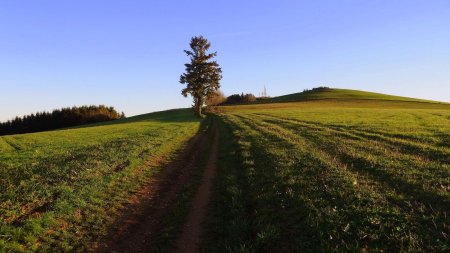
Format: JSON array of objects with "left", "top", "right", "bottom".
[
  {"left": 0, "top": 105, "right": 125, "bottom": 136},
  {"left": 180, "top": 36, "right": 222, "bottom": 116}
]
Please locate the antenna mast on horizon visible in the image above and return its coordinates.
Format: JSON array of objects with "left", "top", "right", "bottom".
[{"left": 259, "top": 85, "right": 269, "bottom": 98}]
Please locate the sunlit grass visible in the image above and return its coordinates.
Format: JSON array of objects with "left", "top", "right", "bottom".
[
  {"left": 208, "top": 99, "right": 450, "bottom": 252},
  {"left": 0, "top": 109, "right": 200, "bottom": 252}
]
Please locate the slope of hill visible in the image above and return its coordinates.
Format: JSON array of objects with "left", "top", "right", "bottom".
[
  {"left": 0, "top": 108, "right": 201, "bottom": 252},
  {"left": 268, "top": 87, "right": 444, "bottom": 104}
]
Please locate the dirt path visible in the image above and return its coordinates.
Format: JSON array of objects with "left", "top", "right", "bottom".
[
  {"left": 93, "top": 120, "right": 212, "bottom": 253},
  {"left": 174, "top": 123, "right": 219, "bottom": 253}
]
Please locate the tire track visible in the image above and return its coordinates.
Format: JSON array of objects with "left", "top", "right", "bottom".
[
  {"left": 93, "top": 121, "right": 210, "bottom": 253},
  {"left": 174, "top": 121, "right": 219, "bottom": 253}
]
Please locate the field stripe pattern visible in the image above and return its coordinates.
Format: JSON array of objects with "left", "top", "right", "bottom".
[{"left": 208, "top": 106, "right": 450, "bottom": 252}]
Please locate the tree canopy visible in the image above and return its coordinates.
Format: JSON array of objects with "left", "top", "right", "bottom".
[{"left": 180, "top": 36, "right": 222, "bottom": 116}]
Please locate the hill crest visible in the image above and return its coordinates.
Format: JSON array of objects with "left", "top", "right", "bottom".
[{"left": 267, "top": 87, "right": 445, "bottom": 104}]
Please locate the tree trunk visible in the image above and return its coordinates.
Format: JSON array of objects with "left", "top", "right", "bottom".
[
  {"left": 195, "top": 96, "right": 203, "bottom": 117},
  {"left": 195, "top": 104, "right": 202, "bottom": 117}
]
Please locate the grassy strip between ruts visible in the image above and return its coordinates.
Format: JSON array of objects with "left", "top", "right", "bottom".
[
  {"left": 203, "top": 115, "right": 256, "bottom": 253},
  {"left": 148, "top": 116, "right": 215, "bottom": 253}
]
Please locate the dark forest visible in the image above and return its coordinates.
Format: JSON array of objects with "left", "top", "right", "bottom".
[{"left": 0, "top": 105, "right": 125, "bottom": 136}]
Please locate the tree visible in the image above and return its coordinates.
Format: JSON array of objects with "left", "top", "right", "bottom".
[
  {"left": 206, "top": 89, "right": 227, "bottom": 106},
  {"left": 223, "top": 94, "right": 242, "bottom": 105},
  {"left": 180, "top": 36, "right": 222, "bottom": 116},
  {"left": 243, "top": 93, "right": 256, "bottom": 103}
]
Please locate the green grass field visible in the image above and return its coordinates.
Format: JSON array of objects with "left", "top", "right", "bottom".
[
  {"left": 207, "top": 97, "right": 450, "bottom": 252},
  {"left": 0, "top": 109, "right": 200, "bottom": 252},
  {"left": 2, "top": 88, "right": 449, "bottom": 252}
]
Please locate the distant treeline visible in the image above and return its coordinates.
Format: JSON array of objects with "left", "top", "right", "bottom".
[
  {"left": 302, "top": 86, "right": 330, "bottom": 93},
  {"left": 0, "top": 105, "right": 125, "bottom": 136},
  {"left": 221, "top": 93, "right": 257, "bottom": 105},
  {"left": 206, "top": 87, "right": 331, "bottom": 107},
  {"left": 207, "top": 91, "right": 258, "bottom": 106}
]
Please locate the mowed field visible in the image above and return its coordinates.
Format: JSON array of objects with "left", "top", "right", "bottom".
[
  {"left": 1, "top": 89, "right": 450, "bottom": 253},
  {"left": 0, "top": 109, "right": 200, "bottom": 252},
  {"left": 207, "top": 99, "right": 450, "bottom": 252}
]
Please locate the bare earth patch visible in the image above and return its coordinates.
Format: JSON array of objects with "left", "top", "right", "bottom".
[
  {"left": 93, "top": 123, "right": 213, "bottom": 253},
  {"left": 175, "top": 124, "right": 219, "bottom": 253}
]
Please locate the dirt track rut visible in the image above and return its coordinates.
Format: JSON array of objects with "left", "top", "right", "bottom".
[
  {"left": 95, "top": 118, "right": 219, "bottom": 253},
  {"left": 175, "top": 122, "right": 219, "bottom": 253}
]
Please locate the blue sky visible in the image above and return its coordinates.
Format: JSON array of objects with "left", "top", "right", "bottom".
[{"left": 1, "top": 0, "right": 449, "bottom": 120}]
